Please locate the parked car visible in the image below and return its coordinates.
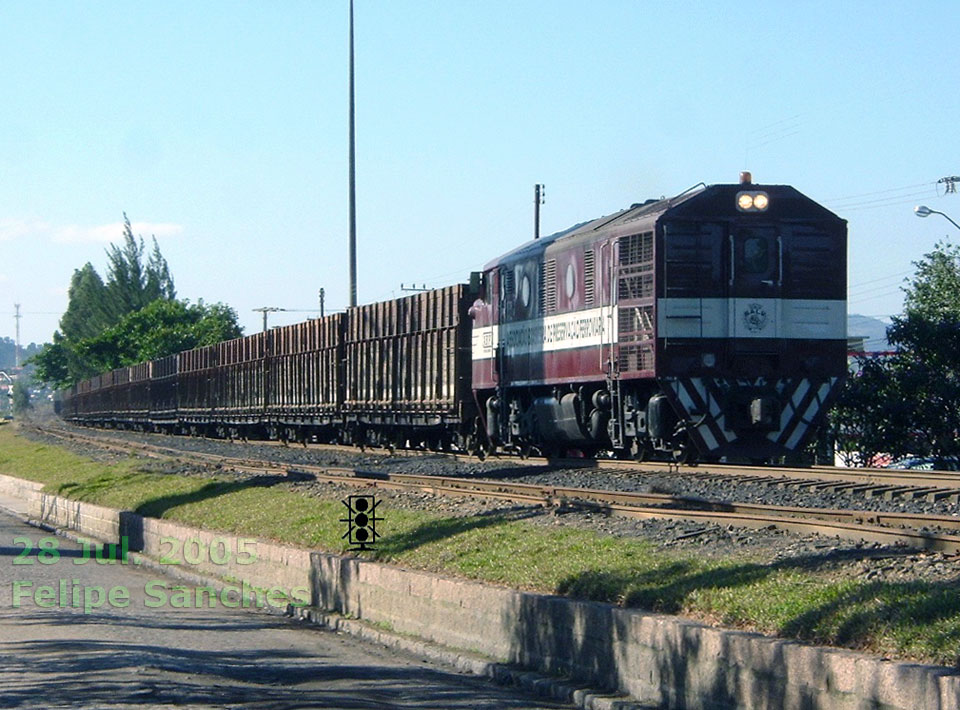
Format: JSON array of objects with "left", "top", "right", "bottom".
[{"left": 885, "top": 456, "right": 960, "bottom": 471}]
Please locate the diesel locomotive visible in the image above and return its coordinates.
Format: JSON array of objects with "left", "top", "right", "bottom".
[
  {"left": 471, "top": 173, "right": 847, "bottom": 461},
  {"left": 59, "top": 174, "right": 847, "bottom": 462}
]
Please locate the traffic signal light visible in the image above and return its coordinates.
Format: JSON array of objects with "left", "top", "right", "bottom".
[{"left": 341, "top": 495, "right": 380, "bottom": 550}]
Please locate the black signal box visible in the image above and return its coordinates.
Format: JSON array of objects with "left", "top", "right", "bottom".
[{"left": 341, "top": 495, "right": 380, "bottom": 550}]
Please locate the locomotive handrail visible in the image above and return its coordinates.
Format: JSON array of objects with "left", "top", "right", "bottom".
[{"left": 728, "top": 234, "right": 735, "bottom": 287}]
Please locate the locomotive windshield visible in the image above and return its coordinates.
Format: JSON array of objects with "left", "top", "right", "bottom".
[
  {"left": 732, "top": 225, "right": 779, "bottom": 297},
  {"left": 742, "top": 236, "right": 770, "bottom": 274}
]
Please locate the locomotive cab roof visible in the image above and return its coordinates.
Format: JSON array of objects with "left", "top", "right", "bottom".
[{"left": 484, "top": 182, "right": 844, "bottom": 270}]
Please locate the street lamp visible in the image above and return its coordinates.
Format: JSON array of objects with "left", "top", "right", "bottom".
[{"left": 914, "top": 205, "right": 960, "bottom": 231}]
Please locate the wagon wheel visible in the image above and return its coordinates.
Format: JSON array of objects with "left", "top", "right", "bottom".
[
  {"left": 472, "top": 437, "right": 488, "bottom": 461},
  {"left": 674, "top": 443, "right": 698, "bottom": 465},
  {"left": 467, "top": 418, "right": 490, "bottom": 460},
  {"left": 629, "top": 437, "right": 649, "bottom": 462}
]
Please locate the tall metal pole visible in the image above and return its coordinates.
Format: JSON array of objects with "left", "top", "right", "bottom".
[
  {"left": 252, "top": 306, "right": 282, "bottom": 332},
  {"left": 534, "top": 184, "right": 545, "bottom": 240},
  {"left": 13, "top": 303, "right": 21, "bottom": 368},
  {"left": 348, "top": 0, "right": 358, "bottom": 307}
]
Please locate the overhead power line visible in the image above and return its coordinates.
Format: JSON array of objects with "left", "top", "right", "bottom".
[
  {"left": 252, "top": 306, "right": 321, "bottom": 332},
  {"left": 825, "top": 181, "right": 936, "bottom": 203},
  {"left": 847, "top": 269, "right": 912, "bottom": 292},
  {"left": 827, "top": 186, "right": 940, "bottom": 212}
]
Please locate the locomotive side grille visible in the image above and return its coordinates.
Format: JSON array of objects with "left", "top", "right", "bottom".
[
  {"left": 618, "top": 272, "right": 654, "bottom": 300},
  {"left": 620, "top": 232, "right": 653, "bottom": 265},
  {"left": 542, "top": 259, "right": 557, "bottom": 314},
  {"left": 584, "top": 250, "right": 596, "bottom": 307},
  {"left": 618, "top": 305, "right": 654, "bottom": 335},
  {"left": 617, "top": 231, "right": 655, "bottom": 371},
  {"left": 502, "top": 268, "right": 515, "bottom": 302},
  {"left": 619, "top": 343, "right": 655, "bottom": 372}
]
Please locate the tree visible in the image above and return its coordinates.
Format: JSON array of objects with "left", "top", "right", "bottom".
[
  {"left": 59, "top": 263, "right": 112, "bottom": 341},
  {"left": 902, "top": 240, "right": 960, "bottom": 320},
  {"left": 11, "top": 378, "right": 31, "bottom": 415},
  {"left": 74, "top": 299, "right": 243, "bottom": 373},
  {"left": 32, "top": 217, "right": 240, "bottom": 389},
  {"left": 830, "top": 356, "right": 902, "bottom": 466},
  {"left": 830, "top": 241, "right": 960, "bottom": 465},
  {"left": 104, "top": 214, "right": 176, "bottom": 318},
  {"left": 31, "top": 335, "right": 72, "bottom": 386}
]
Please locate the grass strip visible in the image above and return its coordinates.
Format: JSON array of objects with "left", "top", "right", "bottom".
[{"left": 1, "top": 425, "right": 958, "bottom": 666}]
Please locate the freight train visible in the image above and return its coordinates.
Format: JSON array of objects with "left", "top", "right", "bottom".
[{"left": 58, "top": 174, "right": 847, "bottom": 462}]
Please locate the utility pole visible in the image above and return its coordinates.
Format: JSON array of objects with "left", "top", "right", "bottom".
[
  {"left": 252, "top": 306, "right": 285, "bottom": 332},
  {"left": 347, "top": 0, "right": 358, "bottom": 307},
  {"left": 939, "top": 176, "right": 960, "bottom": 194},
  {"left": 534, "top": 184, "right": 545, "bottom": 240},
  {"left": 13, "top": 304, "right": 21, "bottom": 368},
  {"left": 319, "top": 288, "right": 325, "bottom": 318}
]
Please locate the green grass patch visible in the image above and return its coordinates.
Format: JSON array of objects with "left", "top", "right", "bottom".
[{"left": 2, "top": 426, "right": 959, "bottom": 666}]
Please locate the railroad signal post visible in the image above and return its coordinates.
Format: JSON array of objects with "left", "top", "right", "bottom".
[{"left": 341, "top": 495, "right": 380, "bottom": 551}]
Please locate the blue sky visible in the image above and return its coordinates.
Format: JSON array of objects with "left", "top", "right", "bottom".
[{"left": 1, "top": 1, "right": 959, "bottom": 346}]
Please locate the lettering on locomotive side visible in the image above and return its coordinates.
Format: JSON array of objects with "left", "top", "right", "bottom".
[
  {"left": 472, "top": 306, "right": 616, "bottom": 360},
  {"left": 542, "top": 315, "right": 605, "bottom": 344}
]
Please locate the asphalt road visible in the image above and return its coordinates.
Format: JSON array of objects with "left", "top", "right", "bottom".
[{"left": 0, "top": 508, "right": 569, "bottom": 710}]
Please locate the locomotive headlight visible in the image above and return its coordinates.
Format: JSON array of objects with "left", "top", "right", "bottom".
[{"left": 736, "top": 191, "right": 770, "bottom": 212}]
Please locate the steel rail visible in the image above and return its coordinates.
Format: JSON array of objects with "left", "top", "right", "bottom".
[{"left": 41, "top": 422, "right": 960, "bottom": 492}]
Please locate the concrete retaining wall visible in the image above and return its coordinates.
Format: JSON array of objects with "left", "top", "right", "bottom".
[
  {"left": 311, "top": 553, "right": 960, "bottom": 710},
  {"left": 0, "top": 473, "right": 43, "bottom": 507},
  {"left": 1, "top": 472, "right": 958, "bottom": 710}
]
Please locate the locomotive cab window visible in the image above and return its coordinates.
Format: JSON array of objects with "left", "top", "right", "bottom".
[
  {"left": 742, "top": 236, "right": 770, "bottom": 274},
  {"left": 732, "top": 226, "right": 779, "bottom": 295}
]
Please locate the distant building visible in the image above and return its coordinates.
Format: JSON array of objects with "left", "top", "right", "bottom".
[{"left": 847, "top": 335, "right": 867, "bottom": 354}]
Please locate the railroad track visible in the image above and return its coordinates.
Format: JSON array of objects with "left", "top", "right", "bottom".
[
  {"left": 40, "top": 422, "right": 960, "bottom": 504},
  {"left": 29, "top": 424, "right": 960, "bottom": 555}
]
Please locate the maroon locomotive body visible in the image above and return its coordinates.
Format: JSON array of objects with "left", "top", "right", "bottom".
[{"left": 469, "top": 176, "right": 847, "bottom": 461}]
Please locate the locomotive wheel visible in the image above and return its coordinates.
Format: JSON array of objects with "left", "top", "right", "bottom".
[
  {"left": 629, "top": 438, "right": 649, "bottom": 462},
  {"left": 675, "top": 446, "right": 698, "bottom": 465},
  {"left": 475, "top": 443, "right": 487, "bottom": 461}
]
